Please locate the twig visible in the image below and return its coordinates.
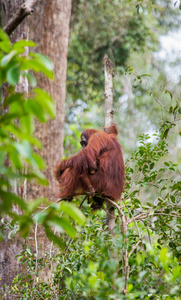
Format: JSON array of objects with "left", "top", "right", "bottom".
[
  {"left": 128, "top": 240, "right": 141, "bottom": 258},
  {"left": 142, "top": 81, "right": 169, "bottom": 112},
  {"left": 132, "top": 69, "right": 169, "bottom": 113},
  {"left": 106, "top": 198, "right": 126, "bottom": 222},
  {"left": 34, "top": 222, "right": 38, "bottom": 272},
  {"left": 127, "top": 212, "right": 149, "bottom": 224},
  {"left": 33, "top": 222, "right": 38, "bottom": 288},
  {"left": 122, "top": 199, "right": 143, "bottom": 247},
  {"left": 79, "top": 196, "right": 87, "bottom": 208},
  {"left": 3, "top": 0, "right": 38, "bottom": 36}
]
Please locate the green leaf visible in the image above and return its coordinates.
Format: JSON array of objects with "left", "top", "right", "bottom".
[
  {"left": 34, "top": 210, "right": 49, "bottom": 224},
  {"left": 160, "top": 247, "right": 168, "bottom": 266},
  {"left": 0, "top": 41, "right": 11, "bottom": 53},
  {"left": 19, "top": 114, "right": 35, "bottom": 136},
  {"left": 47, "top": 216, "right": 76, "bottom": 238},
  {"left": 141, "top": 73, "right": 151, "bottom": 77},
  {"left": 25, "top": 99, "right": 47, "bottom": 122},
  {"left": 0, "top": 151, "right": 6, "bottom": 167},
  {"left": 44, "top": 226, "right": 65, "bottom": 248},
  {"left": 146, "top": 202, "right": 154, "bottom": 207},
  {"left": 150, "top": 162, "right": 155, "bottom": 170},
  {"left": 170, "top": 195, "right": 175, "bottom": 203},
  {"left": 9, "top": 150, "right": 23, "bottom": 169},
  {"left": 34, "top": 88, "right": 56, "bottom": 119},
  {"left": 32, "top": 153, "right": 46, "bottom": 169},
  {"left": 19, "top": 216, "right": 31, "bottom": 237},
  {"left": 0, "top": 29, "right": 9, "bottom": 40},
  {"left": 29, "top": 53, "right": 54, "bottom": 72},
  {"left": 0, "top": 29, "right": 11, "bottom": 53},
  {"left": 1, "top": 50, "right": 17, "bottom": 67},
  {"left": 165, "top": 89, "right": 173, "bottom": 99},
  {"left": 27, "top": 197, "right": 46, "bottom": 214},
  {"left": 12, "top": 40, "right": 36, "bottom": 50},
  {"left": 172, "top": 183, "right": 181, "bottom": 191},
  {"left": 6, "top": 64, "right": 20, "bottom": 85},
  {"left": 60, "top": 201, "right": 86, "bottom": 226},
  {"left": 4, "top": 93, "right": 24, "bottom": 107},
  {"left": 0, "top": 113, "right": 23, "bottom": 124},
  {"left": 0, "top": 191, "right": 27, "bottom": 212},
  {"left": 169, "top": 106, "right": 173, "bottom": 114},
  {"left": 23, "top": 72, "right": 37, "bottom": 87},
  {"left": 22, "top": 54, "right": 54, "bottom": 79},
  {"left": 13, "top": 140, "right": 33, "bottom": 160}
]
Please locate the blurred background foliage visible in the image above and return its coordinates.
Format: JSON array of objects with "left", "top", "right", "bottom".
[{"left": 65, "top": 0, "right": 181, "bottom": 164}]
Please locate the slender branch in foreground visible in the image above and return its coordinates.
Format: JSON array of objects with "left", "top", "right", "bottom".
[{"left": 3, "top": 0, "right": 38, "bottom": 35}]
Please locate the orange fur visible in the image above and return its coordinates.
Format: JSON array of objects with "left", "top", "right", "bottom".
[{"left": 55, "top": 124, "right": 125, "bottom": 206}]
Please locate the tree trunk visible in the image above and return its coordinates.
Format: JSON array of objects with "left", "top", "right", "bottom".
[
  {"left": 0, "top": 0, "right": 29, "bottom": 293},
  {"left": 0, "top": 0, "right": 72, "bottom": 293},
  {"left": 103, "top": 54, "right": 116, "bottom": 233},
  {"left": 27, "top": 0, "right": 72, "bottom": 282},
  {"left": 27, "top": 0, "right": 71, "bottom": 200}
]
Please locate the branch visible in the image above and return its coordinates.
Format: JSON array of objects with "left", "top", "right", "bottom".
[
  {"left": 122, "top": 200, "right": 143, "bottom": 246},
  {"left": 127, "top": 212, "right": 150, "bottom": 224},
  {"left": 106, "top": 198, "right": 127, "bottom": 224},
  {"left": 3, "top": 0, "right": 38, "bottom": 36},
  {"left": 128, "top": 239, "right": 141, "bottom": 258},
  {"left": 133, "top": 71, "right": 169, "bottom": 113},
  {"left": 142, "top": 81, "right": 169, "bottom": 113}
]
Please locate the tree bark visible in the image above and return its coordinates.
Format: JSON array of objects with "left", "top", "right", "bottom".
[
  {"left": 104, "top": 54, "right": 114, "bottom": 127},
  {"left": 0, "top": 0, "right": 72, "bottom": 293},
  {"left": 0, "top": 0, "right": 30, "bottom": 293},
  {"left": 27, "top": 0, "right": 71, "bottom": 200},
  {"left": 3, "top": 0, "right": 38, "bottom": 35},
  {"left": 103, "top": 54, "right": 116, "bottom": 233}
]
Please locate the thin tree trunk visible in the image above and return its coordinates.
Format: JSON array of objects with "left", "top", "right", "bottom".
[{"left": 103, "top": 54, "right": 116, "bottom": 233}]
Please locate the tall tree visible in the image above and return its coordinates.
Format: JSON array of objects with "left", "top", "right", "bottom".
[
  {"left": 0, "top": 0, "right": 72, "bottom": 290},
  {"left": 28, "top": 0, "right": 72, "bottom": 200},
  {"left": 0, "top": 0, "right": 30, "bottom": 289}
]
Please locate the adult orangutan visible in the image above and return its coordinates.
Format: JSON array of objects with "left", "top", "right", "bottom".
[{"left": 55, "top": 124, "right": 125, "bottom": 209}]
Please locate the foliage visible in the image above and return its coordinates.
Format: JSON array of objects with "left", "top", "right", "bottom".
[
  {"left": 0, "top": 30, "right": 85, "bottom": 246},
  {"left": 65, "top": 0, "right": 181, "bottom": 158},
  {"left": 4, "top": 130, "right": 181, "bottom": 299},
  {"left": 68, "top": 0, "right": 176, "bottom": 103}
]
